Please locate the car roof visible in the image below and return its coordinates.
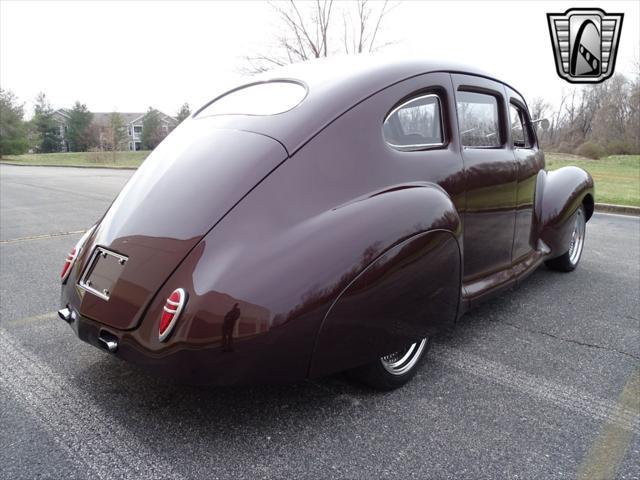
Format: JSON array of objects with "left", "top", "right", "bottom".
[{"left": 198, "top": 55, "right": 519, "bottom": 155}]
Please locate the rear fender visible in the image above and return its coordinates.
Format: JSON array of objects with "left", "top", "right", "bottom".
[
  {"left": 127, "top": 182, "right": 461, "bottom": 384},
  {"left": 535, "top": 166, "right": 594, "bottom": 258},
  {"left": 309, "top": 186, "right": 461, "bottom": 378}
]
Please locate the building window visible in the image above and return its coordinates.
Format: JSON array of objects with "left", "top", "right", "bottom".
[
  {"left": 128, "top": 126, "right": 132, "bottom": 136},
  {"left": 129, "top": 142, "right": 133, "bottom": 151},
  {"left": 133, "top": 126, "right": 142, "bottom": 134}
]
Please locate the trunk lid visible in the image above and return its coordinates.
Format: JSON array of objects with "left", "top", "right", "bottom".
[{"left": 78, "top": 120, "right": 287, "bottom": 330}]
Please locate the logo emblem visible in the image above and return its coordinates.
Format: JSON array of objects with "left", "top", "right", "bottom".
[{"left": 547, "top": 8, "right": 624, "bottom": 83}]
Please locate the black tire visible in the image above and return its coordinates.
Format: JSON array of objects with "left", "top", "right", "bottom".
[
  {"left": 348, "top": 337, "right": 431, "bottom": 390},
  {"left": 545, "top": 205, "right": 586, "bottom": 272}
]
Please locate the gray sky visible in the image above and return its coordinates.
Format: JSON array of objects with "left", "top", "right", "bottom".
[{"left": 1, "top": 0, "right": 638, "bottom": 117}]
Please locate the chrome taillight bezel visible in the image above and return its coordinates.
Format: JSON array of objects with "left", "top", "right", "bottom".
[
  {"left": 158, "top": 288, "right": 187, "bottom": 342},
  {"left": 61, "top": 226, "right": 96, "bottom": 284}
]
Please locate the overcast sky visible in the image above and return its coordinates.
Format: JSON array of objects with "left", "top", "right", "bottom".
[{"left": 1, "top": 0, "right": 638, "bottom": 118}]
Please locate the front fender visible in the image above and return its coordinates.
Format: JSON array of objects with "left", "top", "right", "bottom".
[{"left": 535, "top": 166, "right": 594, "bottom": 257}]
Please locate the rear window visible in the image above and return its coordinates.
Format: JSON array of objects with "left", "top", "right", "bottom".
[
  {"left": 383, "top": 94, "right": 444, "bottom": 150},
  {"left": 196, "top": 81, "right": 307, "bottom": 117}
]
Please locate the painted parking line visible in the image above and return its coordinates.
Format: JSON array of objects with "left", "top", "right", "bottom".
[
  {"left": 430, "top": 344, "right": 640, "bottom": 434},
  {"left": 2, "top": 311, "right": 57, "bottom": 326},
  {"left": 577, "top": 370, "right": 640, "bottom": 480},
  {"left": 0, "top": 230, "right": 85, "bottom": 245},
  {"left": 0, "top": 329, "right": 184, "bottom": 480}
]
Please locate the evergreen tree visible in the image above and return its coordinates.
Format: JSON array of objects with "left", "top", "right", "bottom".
[
  {"left": 66, "top": 101, "right": 95, "bottom": 152},
  {"left": 176, "top": 103, "right": 191, "bottom": 123},
  {"left": 141, "top": 107, "right": 164, "bottom": 150},
  {"left": 32, "top": 92, "right": 61, "bottom": 153},
  {"left": 0, "top": 89, "right": 29, "bottom": 157}
]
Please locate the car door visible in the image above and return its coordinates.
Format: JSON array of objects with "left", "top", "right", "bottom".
[
  {"left": 451, "top": 74, "right": 517, "bottom": 285},
  {"left": 505, "top": 87, "right": 545, "bottom": 262}
]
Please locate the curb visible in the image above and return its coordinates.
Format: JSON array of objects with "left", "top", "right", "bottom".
[
  {"left": 0, "top": 162, "right": 138, "bottom": 170},
  {"left": 595, "top": 203, "right": 640, "bottom": 216}
]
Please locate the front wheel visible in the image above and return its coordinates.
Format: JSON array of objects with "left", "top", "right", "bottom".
[
  {"left": 349, "top": 337, "right": 431, "bottom": 390},
  {"left": 545, "top": 205, "right": 586, "bottom": 272}
]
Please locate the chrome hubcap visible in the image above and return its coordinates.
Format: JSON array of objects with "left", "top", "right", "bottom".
[
  {"left": 380, "top": 338, "right": 428, "bottom": 375},
  {"left": 568, "top": 208, "right": 586, "bottom": 265}
]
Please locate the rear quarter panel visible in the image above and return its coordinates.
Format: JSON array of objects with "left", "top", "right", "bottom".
[{"left": 128, "top": 72, "right": 466, "bottom": 384}]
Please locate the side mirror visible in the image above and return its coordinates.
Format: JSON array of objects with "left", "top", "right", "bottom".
[{"left": 532, "top": 118, "right": 550, "bottom": 131}]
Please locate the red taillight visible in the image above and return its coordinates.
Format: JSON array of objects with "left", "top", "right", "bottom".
[
  {"left": 60, "top": 247, "right": 78, "bottom": 282},
  {"left": 159, "top": 288, "right": 187, "bottom": 342}
]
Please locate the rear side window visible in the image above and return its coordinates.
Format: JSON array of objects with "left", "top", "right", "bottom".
[
  {"left": 383, "top": 94, "right": 444, "bottom": 150},
  {"left": 509, "top": 103, "right": 533, "bottom": 148},
  {"left": 196, "top": 81, "right": 307, "bottom": 117},
  {"left": 456, "top": 91, "right": 501, "bottom": 147}
]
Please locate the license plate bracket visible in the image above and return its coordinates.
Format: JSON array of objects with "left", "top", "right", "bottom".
[{"left": 78, "top": 247, "right": 128, "bottom": 301}]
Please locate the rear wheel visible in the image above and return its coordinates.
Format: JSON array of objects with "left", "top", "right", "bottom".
[
  {"left": 545, "top": 205, "right": 586, "bottom": 272},
  {"left": 349, "top": 337, "right": 430, "bottom": 390}
]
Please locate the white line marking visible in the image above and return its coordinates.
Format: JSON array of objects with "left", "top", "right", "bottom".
[
  {"left": 430, "top": 344, "right": 640, "bottom": 434},
  {"left": 0, "top": 329, "right": 184, "bottom": 480},
  {"left": 0, "top": 230, "right": 85, "bottom": 244}
]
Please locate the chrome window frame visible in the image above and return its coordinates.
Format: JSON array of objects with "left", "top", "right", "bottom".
[{"left": 383, "top": 93, "right": 445, "bottom": 152}]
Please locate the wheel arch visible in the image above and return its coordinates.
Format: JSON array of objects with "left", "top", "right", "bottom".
[
  {"left": 535, "top": 166, "right": 594, "bottom": 257},
  {"left": 308, "top": 184, "right": 462, "bottom": 378}
]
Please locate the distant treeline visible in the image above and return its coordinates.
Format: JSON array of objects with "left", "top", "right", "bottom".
[
  {"left": 531, "top": 72, "right": 640, "bottom": 159},
  {"left": 2, "top": 70, "right": 639, "bottom": 159},
  {"left": 0, "top": 90, "right": 190, "bottom": 157}
]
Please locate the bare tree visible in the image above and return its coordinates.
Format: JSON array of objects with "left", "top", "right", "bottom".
[{"left": 244, "top": 0, "right": 398, "bottom": 73}]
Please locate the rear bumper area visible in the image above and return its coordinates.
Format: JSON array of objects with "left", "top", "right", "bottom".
[
  {"left": 58, "top": 299, "right": 310, "bottom": 386},
  {"left": 60, "top": 305, "right": 216, "bottom": 385}
]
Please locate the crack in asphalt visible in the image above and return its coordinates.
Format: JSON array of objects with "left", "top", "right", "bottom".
[{"left": 503, "top": 321, "right": 640, "bottom": 361}]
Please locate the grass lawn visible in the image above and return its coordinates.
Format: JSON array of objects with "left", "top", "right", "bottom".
[
  {"left": 0, "top": 151, "right": 149, "bottom": 168},
  {"left": 545, "top": 153, "right": 640, "bottom": 207},
  {"left": 2, "top": 151, "right": 638, "bottom": 206}
]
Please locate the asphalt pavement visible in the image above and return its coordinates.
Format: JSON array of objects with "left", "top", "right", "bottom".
[{"left": 1, "top": 164, "right": 638, "bottom": 480}]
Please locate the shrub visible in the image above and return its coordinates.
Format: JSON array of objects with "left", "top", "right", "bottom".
[
  {"left": 554, "top": 142, "right": 575, "bottom": 154},
  {"left": 575, "top": 141, "right": 605, "bottom": 159},
  {"left": 604, "top": 140, "right": 637, "bottom": 156},
  {"left": 0, "top": 137, "right": 29, "bottom": 156}
]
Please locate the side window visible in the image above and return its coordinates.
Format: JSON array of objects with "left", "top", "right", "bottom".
[
  {"left": 383, "top": 94, "right": 443, "bottom": 150},
  {"left": 456, "top": 91, "right": 501, "bottom": 147},
  {"left": 509, "top": 103, "right": 533, "bottom": 148}
]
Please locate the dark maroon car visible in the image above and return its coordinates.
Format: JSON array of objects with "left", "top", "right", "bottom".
[{"left": 59, "top": 58, "right": 593, "bottom": 390}]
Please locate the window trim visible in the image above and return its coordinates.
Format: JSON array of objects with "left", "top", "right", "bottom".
[
  {"left": 456, "top": 87, "right": 506, "bottom": 149},
  {"left": 383, "top": 93, "right": 445, "bottom": 152},
  {"left": 194, "top": 79, "right": 309, "bottom": 118},
  {"left": 509, "top": 99, "right": 536, "bottom": 149}
]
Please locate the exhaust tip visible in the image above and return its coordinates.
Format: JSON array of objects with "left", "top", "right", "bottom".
[
  {"left": 58, "top": 307, "right": 73, "bottom": 323},
  {"left": 98, "top": 331, "right": 119, "bottom": 353}
]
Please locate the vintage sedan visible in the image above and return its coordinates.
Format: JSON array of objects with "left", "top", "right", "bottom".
[{"left": 59, "top": 57, "right": 594, "bottom": 390}]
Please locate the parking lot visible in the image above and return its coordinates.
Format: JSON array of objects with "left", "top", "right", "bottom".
[{"left": 1, "top": 164, "right": 638, "bottom": 479}]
